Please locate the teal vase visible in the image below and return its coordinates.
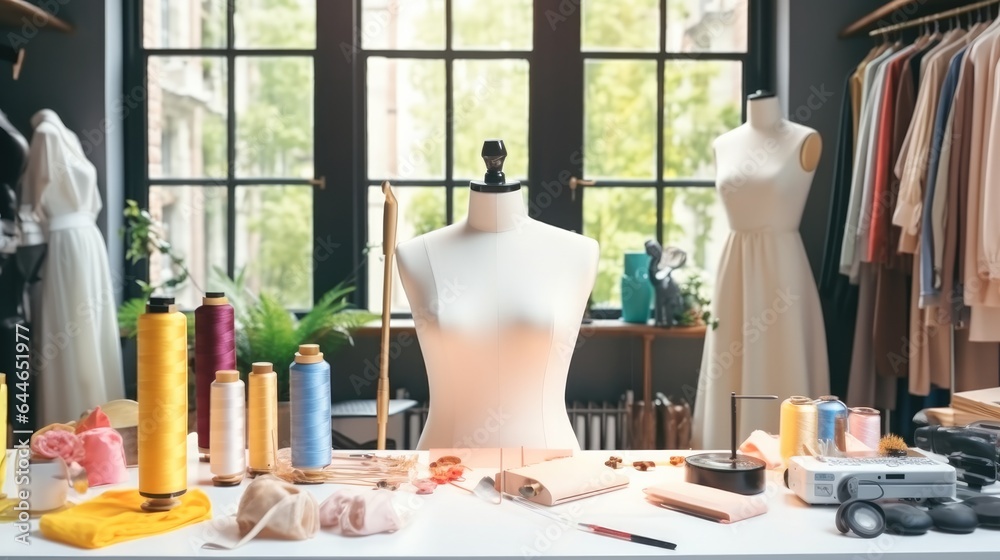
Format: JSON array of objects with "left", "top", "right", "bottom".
[{"left": 621, "top": 252, "right": 652, "bottom": 324}]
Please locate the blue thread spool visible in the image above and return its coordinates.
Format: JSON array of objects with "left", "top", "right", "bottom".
[
  {"left": 289, "top": 344, "right": 332, "bottom": 470},
  {"left": 816, "top": 395, "right": 848, "bottom": 454}
]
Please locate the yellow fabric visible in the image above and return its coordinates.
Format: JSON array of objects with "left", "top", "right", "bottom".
[
  {"left": 39, "top": 488, "right": 211, "bottom": 549},
  {"left": 0, "top": 452, "right": 6, "bottom": 499}
]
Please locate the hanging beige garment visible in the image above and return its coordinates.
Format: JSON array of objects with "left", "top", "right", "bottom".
[{"left": 964, "top": 22, "right": 1000, "bottom": 341}]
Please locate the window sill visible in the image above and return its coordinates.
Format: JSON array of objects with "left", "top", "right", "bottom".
[{"left": 355, "top": 318, "right": 706, "bottom": 338}]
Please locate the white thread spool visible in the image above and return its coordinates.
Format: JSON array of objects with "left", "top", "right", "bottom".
[
  {"left": 210, "top": 370, "right": 246, "bottom": 486},
  {"left": 21, "top": 458, "right": 69, "bottom": 512}
]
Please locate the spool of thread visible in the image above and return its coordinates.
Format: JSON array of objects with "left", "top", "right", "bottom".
[
  {"left": 289, "top": 344, "right": 332, "bottom": 470},
  {"left": 248, "top": 362, "right": 278, "bottom": 476},
  {"left": 848, "top": 407, "right": 881, "bottom": 450},
  {"left": 815, "top": 395, "right": 848, "bottom": 454},
  {"left": 210, "top": 370, "right": 246, "bottom": 486},
  {"left": 137, "top": 296, "right": 188, "bottom": 512},
  {"left": 194, "top": 292, "right": 236, "bottom": 458},
  {"left": 779, "top": 396, "right": 816, "bottom": 464},
  {"left": 1, "top": 373, "right": 7, "bottom": 498},
  {"left": 21, "top": 458, "right": 69, "bottom": 512}
]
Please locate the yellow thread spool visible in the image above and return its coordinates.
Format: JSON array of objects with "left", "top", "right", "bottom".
[
  {"left": 247, "top": 362, "right": 277, "bottom": 476},
  {"left": 779, "top": 396, "right": 817, "bottom": 464},
  {"left": 0, "top": 373, "right": 6, "bottom": 499},
  {"left": 137, "top": 297, "right": 188, "bottom": 512}
]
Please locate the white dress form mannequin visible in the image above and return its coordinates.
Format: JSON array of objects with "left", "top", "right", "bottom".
[
  {"left": 692, "top": 94, "right": 829, "bottom": 449},
  {"left": 396, "top": 141, "right": 598, "bottom": 450}
]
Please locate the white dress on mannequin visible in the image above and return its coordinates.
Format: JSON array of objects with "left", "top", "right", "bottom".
[
  {"left": 24, "top": 109, "right": 124, "bottom": 426},
  {"left": 692, "top": 96, "right": 829, "bottom": 449},
  {"left": 396, "top": 142, "right": 598, "bottom": 450}
]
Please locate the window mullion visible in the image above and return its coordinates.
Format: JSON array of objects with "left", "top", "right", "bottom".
[
  {"left": 656, "top": 186, "right": 664, "bottom": 246},
  {"left": 226, "top": 2, "right": 237, "bottom": 280},
  {"left": 530, "top": 0, "right": 583, "bottom": 233},
  {"left": 657, "top": 0, "right": 667, "bottom": 245},
  {"left": 446, "top": 1, "right": 456, "bottom": 227},
  {"left": 314, "top": 0, "right": 360, "bottom": 305},
  {"left": 123, "top": 1, "right": 148, "bottom": 301}
]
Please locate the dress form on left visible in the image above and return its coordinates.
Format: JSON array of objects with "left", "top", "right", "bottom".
[
  {"left": 24, "top": 109, "right": 124, "bottom": 426},
  {"left": 0, "top": 110, "right": 27, "bottom": 425}
]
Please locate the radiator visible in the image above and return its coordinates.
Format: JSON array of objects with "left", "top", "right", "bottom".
[{"left": 401, "top": 401, "right": 629, "bottom": 451}]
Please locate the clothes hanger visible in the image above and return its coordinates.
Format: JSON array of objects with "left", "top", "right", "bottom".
[{"left": 0, "top": 43, "right": 23, "bottom": 80}]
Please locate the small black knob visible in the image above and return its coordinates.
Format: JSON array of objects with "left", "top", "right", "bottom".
[
  {"left": 147, "top": 295, "right": 176, "bottom": 313},
  {"left": 470, "top": 138, "right": 520, "bottom": 193},
  {"left": 482, "top": 139, "right": 506, "bottom": 184}
]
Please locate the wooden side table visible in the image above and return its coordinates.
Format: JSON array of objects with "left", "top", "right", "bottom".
[
  {"left": 581, "top": 320, "right": 706, "bottom": 448},
  {"left": 357, "top": 319, "right": 707, "bottom": 449}
]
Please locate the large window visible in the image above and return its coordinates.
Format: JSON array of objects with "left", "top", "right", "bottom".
[
  {"left": 581, "top": 0, "right": 748, "bottom": 310},
  {"left": 127, "top": 1, "right": 767, "bottom": 314},
  {"left": 361, "top": 0, "right": 532, "bottom": 313},
  {"left": 135, "top": 0, "right": 318, "bottom": 309}
]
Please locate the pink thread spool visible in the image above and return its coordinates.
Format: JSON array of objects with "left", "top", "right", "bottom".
[{"left": 848, "top": 407, "right": 881, "bottom": 450}]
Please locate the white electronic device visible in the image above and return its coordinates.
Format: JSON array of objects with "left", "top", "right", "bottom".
[{"left": 786, "top": 455, "right": 957, "bottom": 505}]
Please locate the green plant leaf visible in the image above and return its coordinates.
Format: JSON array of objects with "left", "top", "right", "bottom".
[
  {"left": 117, "top": 297, "right": 147, "bottom": 338},
  {"left": 235, "top": 282, "right": 375, "bottom": 401}
]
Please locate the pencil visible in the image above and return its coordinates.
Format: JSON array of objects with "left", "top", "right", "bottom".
[{"left": 578, "top": 523, "right": 677, "bottom": 550}]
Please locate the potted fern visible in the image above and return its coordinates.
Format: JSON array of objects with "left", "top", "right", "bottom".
[
  {"left": 214, "top": 271, "right": 376, "bottom": 446},
  {"left": 117, "top": 199, "right": 377, "bottom": 444}
]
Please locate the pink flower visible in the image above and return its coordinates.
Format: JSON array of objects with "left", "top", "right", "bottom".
[{"left": 32, "top": 429, "right": 85, "bottom": 463}]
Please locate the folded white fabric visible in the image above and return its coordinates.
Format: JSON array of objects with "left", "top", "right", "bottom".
[{"left": 203, "top": 475, "right": 409, "bottom": 550}]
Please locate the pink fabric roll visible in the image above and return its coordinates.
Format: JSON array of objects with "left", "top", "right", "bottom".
[
  {"left": 75, "top": 407, "right": 112, "bottom": 434},
  {"left": 77, "top": 427, "right": 127, "bottom": 486},
  {"left": 738, "top": 430, "right": 783, "bottom": 470},
  {"left": 319, "top": 491, "right": 403, "bottom": 536}
]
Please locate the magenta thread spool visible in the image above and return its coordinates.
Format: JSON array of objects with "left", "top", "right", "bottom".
[
  {"left": 194, "top": 292, "right": 237, "bottom": 457},
  {"left": 848, "top": 407, "right": 881, "bottom": 450}
]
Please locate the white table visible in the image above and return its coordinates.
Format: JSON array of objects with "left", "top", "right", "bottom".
[{"left": 4, "top": 437, "right": 999, "bottom": 559}]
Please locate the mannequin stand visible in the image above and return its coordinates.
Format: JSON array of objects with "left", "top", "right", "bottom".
[
  {"left": 141, "top": 497, "right": 182, "bottom": 512},
  {"left": 246, "top": 468, "right": 272, "bottom": 478},
  {"left": 212, "top": 473, "right": 243, "bottom": 487}
]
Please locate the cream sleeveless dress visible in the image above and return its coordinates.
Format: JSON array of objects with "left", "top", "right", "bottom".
[
  {"left": 692, "top": 121, "right": 830, "bottom": 450},
  {"left": 24, "top": 110, "right": 124, "bottom": 426}
]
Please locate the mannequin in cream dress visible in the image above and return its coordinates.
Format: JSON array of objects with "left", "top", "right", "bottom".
[
  {"left": 396, "top": 140, "right": 598, "bottom": 450},
  {"left": 22, "top": 109, "right": 124, "bottom": 426},
  {"left": 692, "top": 93, "right": 830, "bottom": 449}
]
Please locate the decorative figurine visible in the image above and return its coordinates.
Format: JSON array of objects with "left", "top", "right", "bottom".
[{"left": 645, "top": 240, "right": 686, "bottom": 328}]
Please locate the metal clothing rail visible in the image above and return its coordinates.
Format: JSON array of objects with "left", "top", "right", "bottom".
[{"left": 869, "top": 0, "right": 1000, "bottom": 36}]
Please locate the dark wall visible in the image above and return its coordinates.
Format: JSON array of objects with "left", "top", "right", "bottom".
[
  {"left": 776, "top": 0, "right": 874, "bottom": 280},
  {"left": 0, "top": 0, "right": 124, "bottom": 298}
]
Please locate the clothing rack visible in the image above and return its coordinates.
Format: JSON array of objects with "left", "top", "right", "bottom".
[
  {"left": 840, "top": 0, "right": 991, "bottom": 38},
  {"left": 869, "top": 0, "right": 1000, "bottom": 36},
  {"left": 0, "top": 0, "right": 72, "bottom": 33}
]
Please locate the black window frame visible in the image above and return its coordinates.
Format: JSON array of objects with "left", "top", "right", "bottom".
[{"left": 124, "top": 1, "right": 774, "bottom": 312}]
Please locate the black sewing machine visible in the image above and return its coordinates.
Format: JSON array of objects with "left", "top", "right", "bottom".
[{"left": 914, "top": 422, "right": 1000, "bottom": 489}]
